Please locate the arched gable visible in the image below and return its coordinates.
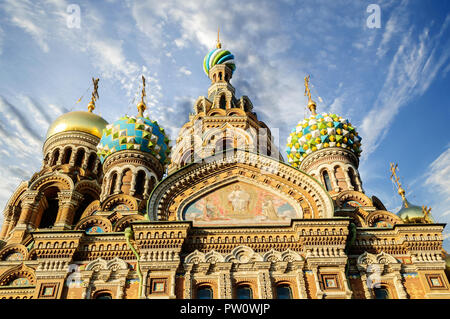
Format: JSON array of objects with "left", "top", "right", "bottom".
[
  {"left": 28, "top": 172, "right": 73, "bottom": 191},
  {"left": 0, "top": 264, "right": 36, "bottom": 286},
  {"left": 148, "top": 150, "right": 334, "bottom": 223}
]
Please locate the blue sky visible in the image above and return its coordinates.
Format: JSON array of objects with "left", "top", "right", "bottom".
[{"left": 0, "top": 0, "right": 449, "bottom": 249}]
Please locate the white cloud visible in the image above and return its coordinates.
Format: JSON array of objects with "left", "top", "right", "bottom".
[
  {"left": 424, "top": 147, "right": 450, "bottom": 220},
  {"left": 178, "top": 66, "right": 192, "bottom": 76},
  {"left": 2, "top": 0, "right": 50, "bottom": 52},
  {"left": 360, "top": 17, "right": 450, "bottom": 158}
]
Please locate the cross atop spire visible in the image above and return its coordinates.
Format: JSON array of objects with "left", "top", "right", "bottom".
[
  {"left": 87, "top": 78, "right": 99, "bottom": 112},
  {"left": 390, "top": 162, "right": 408, "bottom": 207},
  {"left": 137, "top": 75, "right": 147, "bottom": 117},
  {"left": 304, "top": 75, "right": 317, "bottom": 116},
  {"left": 216, "top": 27, "right": 222, "bottom": 49}
]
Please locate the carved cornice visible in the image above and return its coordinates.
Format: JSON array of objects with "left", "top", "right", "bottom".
[
  {"left": 43, "top": 131, "right": 100, "bottom": 155},
  {"left": 102, "top": 150, "right": 164, "bottom": 180},
  {"left": 300, "top": 148, "right": 359, "bottom": 172}
]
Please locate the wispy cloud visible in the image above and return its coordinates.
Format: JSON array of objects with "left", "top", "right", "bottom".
[
  {"left": 360, "top": 15, "right": 450, "bottom": 158},
  {"left": 424, "top": 146, "right": 450, "bottom": 220}
]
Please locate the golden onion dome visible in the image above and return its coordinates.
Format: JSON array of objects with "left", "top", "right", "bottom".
[
  {"left": 397, "top": 199, "right": 435, "bottom": 223},
  {"left": 46, "top": 111, "right": 108, "bottom": 139}
]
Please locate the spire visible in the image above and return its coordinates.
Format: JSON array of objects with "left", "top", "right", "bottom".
[
  {"left": 217, "top": 26, "right": 222, "bottom": 49},
  {"left": 87, "top": 78, "right": 99, "bottom": 112},
  {"left": 389, "top": 162, "right": 408, "bottom": 207},
  {"left": 304, "top": 75, "right": 317, "bottom": 116},
  {"left": 137, "top": 75, "right": 147, "bottom": 117}
]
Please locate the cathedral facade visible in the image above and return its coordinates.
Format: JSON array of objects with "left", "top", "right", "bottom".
[{"left": 0, "top": 38, "right": 449, "bottom": 300}]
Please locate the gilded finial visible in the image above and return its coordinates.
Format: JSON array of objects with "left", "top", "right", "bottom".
[
  {"left": 390, "top": 162, "right": 408, "bottom": 207},
  {"left": 87, "top": 78, "right": 99, "bottom": 112},
  {"left": 137, "top": 75, "right": 147, "bottom": 117},
  {"left": 304, "top": 75, "right": 317, "bottom": 116},
  {"left": 217, "top": 27, "right": 222, "bottom": 49}
]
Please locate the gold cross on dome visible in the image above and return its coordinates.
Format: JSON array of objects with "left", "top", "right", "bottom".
[
  {"left": 88, "top": 78, "right": 99, "bottom": 112},
  {"left": 137, "top": 75, "right": 147, "bottom": 117},
  {"left": 390, "top": 162, "right": 408, "bottom": 207}
]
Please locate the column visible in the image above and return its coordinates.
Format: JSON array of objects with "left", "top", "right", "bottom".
[
  {"left": 143, "top": 178, "right": 151, "bottom": 198},
  {"left": 359, "top": 272, "right": 373, "bottom": 299},
  {"left": 339, "top": 265, "right": 353, "bottom": 299},
  {"left": 81, "top": 152, "right": 89, "bottom": 170},
  {"left": 184, "top": 266, "right": 193, "bottom": 299},
  {"left": 114, "top": 172, "right": 123, "bottom": 194},
  {"left": 0, "top": 218, "right": 12, "bottom": 240},
  {"left": 294, "top": 264, "right": 308, "bottom": 299},
  {"left": 393, "top": 273, "right": 407, "bottom": 299},
  {"left": 311, "top": 267, "right": 324, "bottom": 299},
  {"left": 130, "top": 173, "right": 137, "bottom": 196},
  {"left": 54, "top": 191, "right": 82, "bottom": 229}
]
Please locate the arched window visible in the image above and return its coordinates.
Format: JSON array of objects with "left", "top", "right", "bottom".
[
  {"left": 197, "top": 286, "right": 213, "bottom": 299},
  {"left": 219, "top": 95, "right": 226, "bottom": 110},
  {"left": 374, "top": 287, "right": 389, "bottom": 299},
  {"left": 348, "top": 168, "right": 358, "bottom": 191},
  {"left": 219, "top": 72, "right": 223, "bottom": 81},
  {"left": 322, "top": 170, "right": 333, "bottom": 191},
  {"left": 276, "top": 284, "right": 292, "bottom": 299},
  {"left": 51, "top": 149, "right": 60, "bottom": 166},
  {"left": 87, "top": 153, "right": 97, "bottom": 171},
  {"left": 74, "top": 148, "right": 85, "bottom": 167},
  {"left": 109, "top": 172, "right": 118, "bottom": 195},
  {"left": 134, "top": 171, "right": 146, "bottom": 196},
  {"left": 39, "top": 187, "right": 60, "bottom": 229},
  {"left": 62, "top": 148, "right": 72, "bottom": 164},
  {"left": 94, "top": 291, "right": 112, "bottom": 299},
  {"left": 73, "top": 193, "right": 95, "bottom": 225},
  {"left": 236, "top": 285, "right": 253, "bottom": 299}
]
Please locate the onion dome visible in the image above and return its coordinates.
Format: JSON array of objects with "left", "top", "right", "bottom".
[
  {"left": 286, "top": 112, "right": 362, "bottom": 168},
  {"left": 396, "top": 200, "right": 435, "bottom": 223},
  {"left": 203, "top": 29, "right": 235, "bottom": 75},
  {"left": 46, "top": 78, "right": 108, "bottom": 139},
  {"left": 96, "top": 76, "right": 171, "bottom": 167},
  {"left": 46, "top": 111, "right": 108, "bottom": 139},
  {"left": 96, "top": 116, "right": 171, "bottom": 166}
]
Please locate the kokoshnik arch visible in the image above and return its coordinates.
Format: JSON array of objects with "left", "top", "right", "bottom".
[{"left": 0, "top": 32, "right": 449, "bottom": 300}]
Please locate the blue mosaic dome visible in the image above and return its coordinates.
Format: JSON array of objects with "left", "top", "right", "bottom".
[{"left": 97, "top": 115, "right": 171, "bottom": 167}]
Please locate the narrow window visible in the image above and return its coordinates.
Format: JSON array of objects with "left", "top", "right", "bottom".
[
  {"left": 219, "top": 95, "right": 226, "bottom": 110},
  {"left": 348, "top": 168, "right": 358, "bottom": 190},
  {"left": 94, "top": 292, "right": 112, "bottom": 299},
  {"left": 74, "top": 149, "right": 85, "bottom": 167},
  {"left": 374, "top": 287, "right": 389, "bottom": 299},
  {"left": 276, "top": 284, "right": 292, "bottom": 299},
  {"left": 236, "top": 285, "right": 252, "bottom": 299},
  {"left": 109, "top": 173, "right": 117, "bottom": 195},
  {"left": 134, "top": 171, "right": 146, "bottom": 196},
  {"left": 51, "top": 149, "right": 60, "bottom": 166},
  {"left": 87, "top": 153, "right": 97, "bottom": 171},
  {"left": 63, "top": 148, "right": 72, "bottom": 164},
  {"left": 322, "top": 170, "right": 333, "bottom": 191},
  {"left": 197, "top": 286, "right": 213, "bottom": 299}
]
